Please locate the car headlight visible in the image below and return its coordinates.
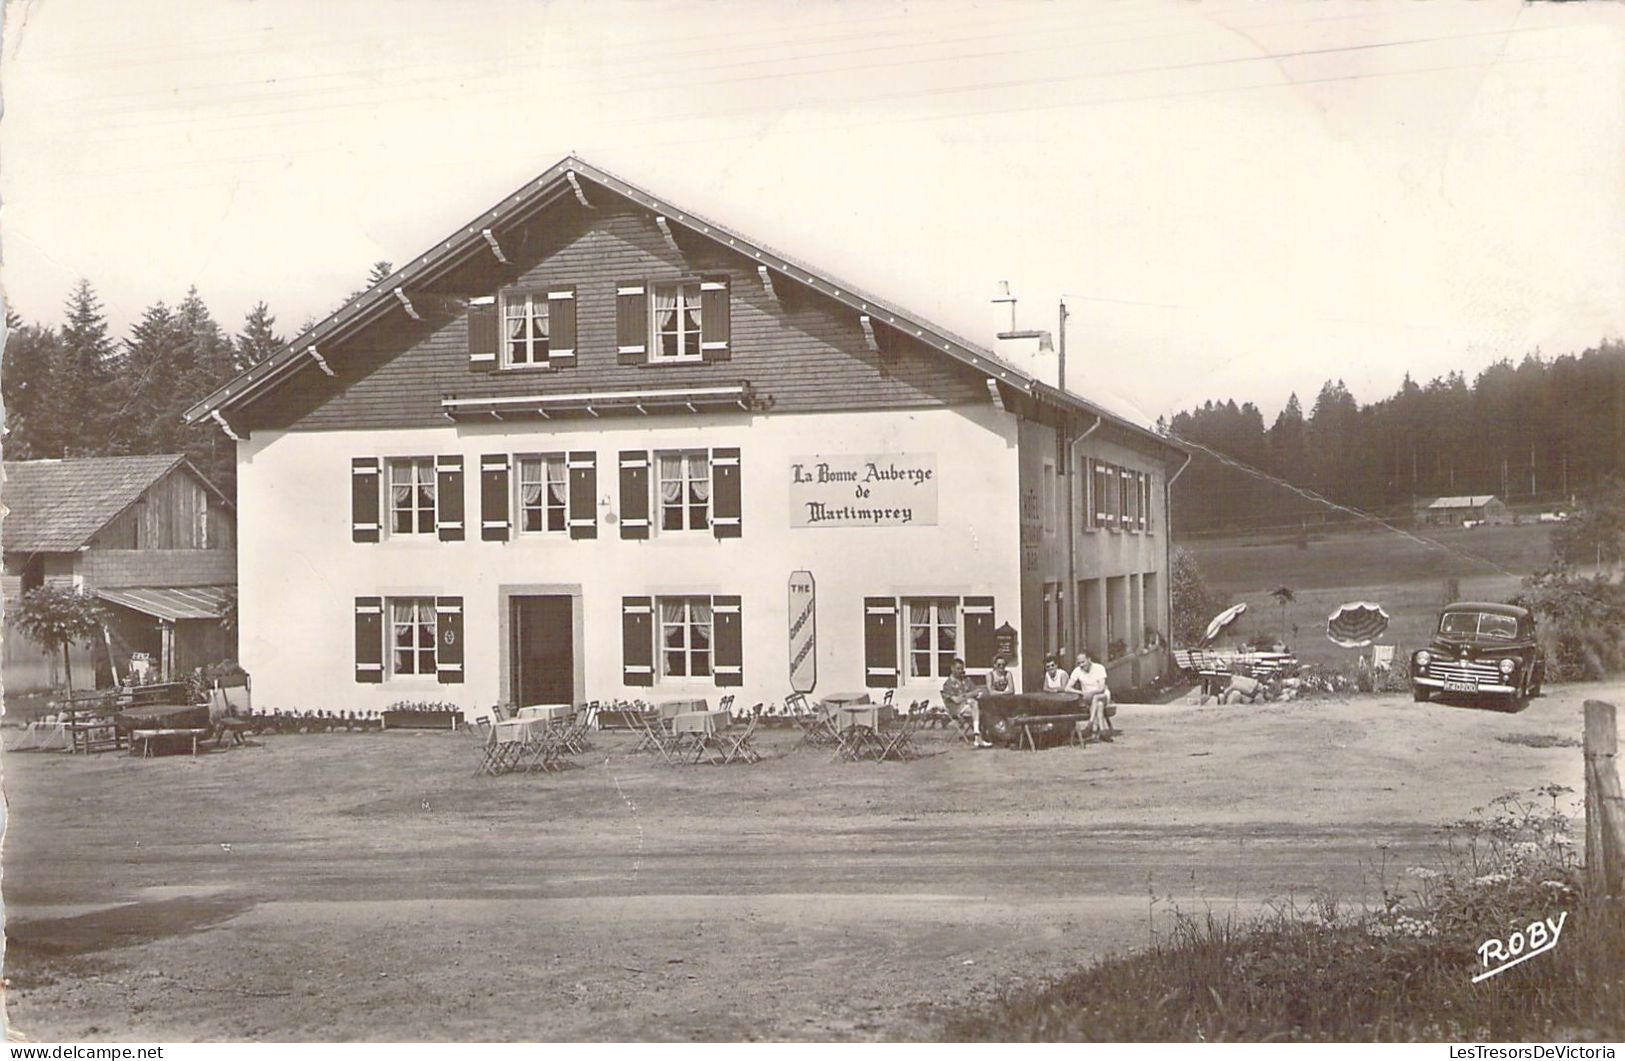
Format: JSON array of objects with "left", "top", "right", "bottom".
[
  {"left": 1499, "top": 658, "right": 1516, "bottom": 676},
  {"left": 1415, "top": 651, "right": 1431, "bottom": 668}
]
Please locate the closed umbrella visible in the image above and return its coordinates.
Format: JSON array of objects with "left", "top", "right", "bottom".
[
  {"left": 1202, "top": 603, "right": 1247, "bottom": 644},
  {"left": 1326, "top": 601, "right": 1390, "bottom": 648}
]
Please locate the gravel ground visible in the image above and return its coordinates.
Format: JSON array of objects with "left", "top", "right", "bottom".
[{"left": 1, "top": 683, "right": 1605, "bottom": 1041}]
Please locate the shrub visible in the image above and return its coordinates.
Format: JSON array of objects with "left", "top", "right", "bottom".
[
  {"left": 1511, "top": 566, "right": 1625, "bottom": 681},
  {"left": 1170, "top": 547, "right": 1218, "bottom": 645}
]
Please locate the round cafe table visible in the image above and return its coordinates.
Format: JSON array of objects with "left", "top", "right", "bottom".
[
  {"left": 517, "top": 703, "right": 572, "bottom": 722},
  {"left": 819, "top": 691, "right": 871, "bottom": 712}
]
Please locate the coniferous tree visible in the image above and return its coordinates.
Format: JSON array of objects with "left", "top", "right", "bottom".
[
  {"left": 2, "top": 311, "right": 62, "bottom": 459},
  {"left": 43, "top": 280, "right": 117, "bottom": 458},
  {"left": 235, "top": 301, "right": 283, "bottom": 369}
]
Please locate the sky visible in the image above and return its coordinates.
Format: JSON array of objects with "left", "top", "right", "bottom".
[{"left": 2, "top": 0, "right": 1623, "bottom": 427}]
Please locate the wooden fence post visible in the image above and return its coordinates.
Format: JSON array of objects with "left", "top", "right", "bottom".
[{"left": 1584, "top": 700, "right": 1625, "bottom": 898}]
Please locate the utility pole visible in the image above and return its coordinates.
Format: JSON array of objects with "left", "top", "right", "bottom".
[
  {"left": 1530, "top": 442, "right": 1537, "bottom": 499},
  {"left": 1059, "top": 297, "right": 1076, "bottom": 659}
]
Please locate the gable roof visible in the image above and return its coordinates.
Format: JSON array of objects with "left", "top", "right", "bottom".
[
  {"left": 1427, "top": 495, "right": 1500, "bottom": 509},
  {"left": 183, "top": 156, "right": 1180, "bottom": 457},
  {"left": 1, "top": 454, "right": 231, "bottom": 553}
]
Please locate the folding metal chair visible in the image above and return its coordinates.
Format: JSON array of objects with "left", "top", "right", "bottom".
[
  {"left": 712, "top": 716, "right": 762, "bottom": 765},
  {"left": 634, "top": 712, "right": 685, "bottom": 766},
  {"left": 878, "top": 713, "right": 922, "bottom": 762}
]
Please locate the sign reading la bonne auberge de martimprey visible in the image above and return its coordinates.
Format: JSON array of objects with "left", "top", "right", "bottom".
[{"left": 788, "top": 454, "right": 938, "bottom": 528}]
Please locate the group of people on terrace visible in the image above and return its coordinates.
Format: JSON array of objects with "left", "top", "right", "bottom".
[{"left": 939, "top": 650, "right": 1115, "bottom": 749}]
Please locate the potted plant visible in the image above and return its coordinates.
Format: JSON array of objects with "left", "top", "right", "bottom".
[{"left": 381, "top": 700, "right": 464, "bottom": 730}]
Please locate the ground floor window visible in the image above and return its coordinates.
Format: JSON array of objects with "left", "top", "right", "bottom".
[
  {"left": 905, "top": 597, "right": 958, "bottom": 679},
  {"left": 659, "top": 596, "right": 712, "bottom": 679},
  {"left": 390, "top": 597, "right": 436, "bottom": 677}
]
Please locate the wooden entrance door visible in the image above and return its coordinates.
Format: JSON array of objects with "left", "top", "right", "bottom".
[{"left": 511, "top": 596, "right": 574, "bottom": 705}]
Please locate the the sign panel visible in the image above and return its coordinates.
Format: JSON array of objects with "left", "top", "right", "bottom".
[
  {"left": 788, "top": 454, "right": 938, "bottom": 528},
  {"left": 788, "top": 571, "right": 817, "bottom": 694}
]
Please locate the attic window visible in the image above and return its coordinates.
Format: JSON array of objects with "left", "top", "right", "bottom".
[
  {"left": 503, "top": 292, "right": 550, "bottom": 366},
  {"left": 651, "top": 282, "right": 703, "bottom": 362}
]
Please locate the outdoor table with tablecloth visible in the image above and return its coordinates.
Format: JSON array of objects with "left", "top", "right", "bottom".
[
  {"left": 819, "top": 691, "right": 871, "bottom": 713},
  {"left": 977, "top": 692, "right": 1084, "bottom": 746},
  {"left": 672, "top": 709, "right": 731, "bottom": 736},
  {"left": 658, "top": 698, "right": 708, "bottom": 719},
  {"left": 516, "top": 703, "right": 572, "bottom": 722}
]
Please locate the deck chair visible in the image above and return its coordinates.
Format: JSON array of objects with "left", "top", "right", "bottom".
[
  {"left": 1371, "top": 644, "right": 1395, "bottom": 673},
  {"left": 792, "top": 693, "right": 840, "bottom": 749},
  {"left": 718, "top": 693, "right": 736, "bottom": 718}
]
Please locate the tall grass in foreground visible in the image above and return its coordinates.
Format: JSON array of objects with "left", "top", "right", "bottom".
[{"left": 950, "top": 788, "right": 1624, "bottom": 1042}]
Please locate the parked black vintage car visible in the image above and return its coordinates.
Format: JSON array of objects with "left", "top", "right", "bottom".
[{"left": 1410, "top": 601, "right": 1544, "bottom": 707}]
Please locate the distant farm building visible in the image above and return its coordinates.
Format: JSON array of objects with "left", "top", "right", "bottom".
[
  {"left": 1418, "top": 495, "right": 1509, "bottom": 527},
  {"left": 2, "top": 454, "right": 237, "bottom": 692}
]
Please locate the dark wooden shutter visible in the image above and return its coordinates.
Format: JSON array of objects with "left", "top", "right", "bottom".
[
  {"left": 568, "top": 452, "right": 596, "bottom": 539},
  {"left": 864, "top": 597, "right": 899, "bottom": 688},
  {"left": 622, "top": 596, "right": 654, "bottom": 686},
  {"left": 713, "top": 595, "right": 742, "bottom": 687},
  {"left": 700, "top": 275, "right": 731, "bottom": 362},
  {"left": 616, "top": 282, "right": 647, "bottom": 363},
  {"left": 467, "top": 297, "right": 498, "bottom": 372},
  {"left": 1084, "top": 458, "right": 1097, "bottom": 530},
  {"left": 711, "top": 447, "right": 741, "bottom": 539},
  {"left": 548, "top": 287, "right": 576, "bottom": 366},
  {"left": 352, "top": 458, "right": 381, "bottom": 543},
  {"left": 619, "top": 450, "right": 650, "bottom": 540},
  {"left": 480, "top": 454, "right": 510, "bottom": 541},
  {"left": 964, "top": 596, "right": 996, "bottom": 668},
  {"left": 355, "top": 596, "right": 384, "bottom": 683},
  {"left": 435, "top": 596, "right": 463, "bottom": 684},
  {"left": 436, "top": 456, "right": 464, "bottom": 541}
]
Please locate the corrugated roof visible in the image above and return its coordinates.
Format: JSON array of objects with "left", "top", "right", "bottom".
[
  {"left": 1427, "top": 495, "right": 1500, "bottom": 509},
  {"left": 98, "top": 585, "right": 232, "bottom": 621},
  {"left": 2, "top": 454, "right": 188, "bottom": 553}
]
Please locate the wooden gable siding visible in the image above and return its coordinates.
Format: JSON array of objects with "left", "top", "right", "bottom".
[
  {"left": 240, "top": 194, "right": 991, "bottom": 432},
  {"left": 90, "top": 467, "right": 235, "bottom": 551}
]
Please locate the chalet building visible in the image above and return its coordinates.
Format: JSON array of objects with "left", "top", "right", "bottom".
[
  {"left": 2, "top": 454, "right": 236, "bottom": 691},
  {"left": 183, "top": 157, "right": 1185, "bottom": 713},
  {"left": 1419, "top": 495, "right": 1510, "bottom": 527}
]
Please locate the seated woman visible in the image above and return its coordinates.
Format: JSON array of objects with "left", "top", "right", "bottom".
[
  {"left": 1041, "top": 654, "right": 1067, "bottom": 693},
  {"left": 941, "top": 658, "right": 993, "bottom": 749},
  {"left": 986, "top": 654, "right": 1017, "bottom": 694}
]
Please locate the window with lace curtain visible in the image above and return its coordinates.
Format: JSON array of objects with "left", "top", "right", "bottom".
[
  {"left": 650, "top": 282, "right": 702, "bottom": 362},
  {"left": 904, "top": 597, "right": 959, "bottom": 679},
  {"left": 502, "top": 292, "right": 550, "bottom": 366},
  {"left": 658, "top": 596, "right": 712, "bottom": 679},
  {"left": 389, "top": 597, "right": 437, "bottom": 677},
  {"left": 387, "top": 458, "right": 436, "bottom": 535},
  {"left": 656, "top": 451, "right": 710, "bottom": 532},
  {"left": 516, "top": 454, "right": 568, "bottom": 534}
]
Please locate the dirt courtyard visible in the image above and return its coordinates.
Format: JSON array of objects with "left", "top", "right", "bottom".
[{"left": 2, "top": 684, "right": 1606, "bottom": 1041}]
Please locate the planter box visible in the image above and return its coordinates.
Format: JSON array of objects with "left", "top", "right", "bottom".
[{"left": 381, "top": 710, "right": 463, "bottom": 731}]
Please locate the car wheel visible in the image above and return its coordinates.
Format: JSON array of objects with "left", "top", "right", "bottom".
[{"left": 1412, "top": 685, "right": 1431, "bottom": 703}]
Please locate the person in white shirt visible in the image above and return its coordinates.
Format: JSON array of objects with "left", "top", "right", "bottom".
[
  {"left": 1066, "top": 650, "right": 1114, "bottom": 741},
  {"left": 1040, "top": 654, "right": 1068, "bottom": 693}
]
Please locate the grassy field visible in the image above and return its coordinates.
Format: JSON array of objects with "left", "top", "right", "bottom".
[{"left": 1182, "top": 523, "right": 1556, "bottom": 669}]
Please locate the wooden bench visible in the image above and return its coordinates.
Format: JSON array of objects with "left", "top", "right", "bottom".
[
  {"left": 1009, "top": 713, "right": 1092, "bottom": 751},
  {"left": 130, "top": 727, "right": 211, "bottom": 757}
]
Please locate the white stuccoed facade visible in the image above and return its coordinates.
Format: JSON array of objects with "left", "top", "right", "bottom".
[{"left": 235, "top": 403, "right": 1022, "bottom": 713}]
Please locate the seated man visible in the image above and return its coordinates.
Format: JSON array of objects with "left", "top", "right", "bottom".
[
  {"left": 941, "top": 658, "right": 992, "bottom": 749},
  {"left": 1066, "top": 651, "right": 1113, "bottom": 741},
  {"left": 1040, "top": 654, "right": 1068, "bottom": 693}
]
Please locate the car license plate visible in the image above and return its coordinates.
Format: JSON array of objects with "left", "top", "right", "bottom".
[{"left": 1443, "top": 680, "right": 1478, "bottom": 693}]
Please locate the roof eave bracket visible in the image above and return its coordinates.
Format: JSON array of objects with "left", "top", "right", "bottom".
[
  {"left": 307, "top": 346, "right": 335, "bottom": 377},
  {"left": 394, "top": 288, "right": 421, "bottom": 321},
  {"left": 655, "top": 215, "right": 680, "bottom": 253},
  {"left": 859, "top": 314, "right": 880, "bottom": 353},
  {"left": 757, "top": 265, "right": 777, "bottom": 302},
  {"left": 481, "top": 228, "right": 509, "bottom": 264},
  {"left": 566, "top": 171, "right": 592, "bottom": 209},
  {"left": 210, "top": 409, "right": 242, "bottom": 441}
]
